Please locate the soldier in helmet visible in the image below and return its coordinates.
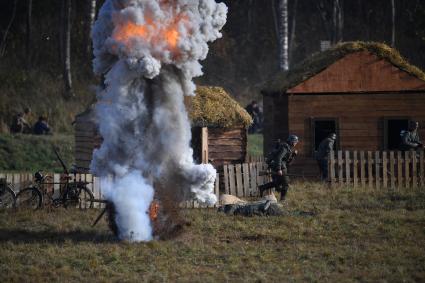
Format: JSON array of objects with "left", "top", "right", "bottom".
[
  {"left": 400, "top": 121, "right": 423, "bottom": 151},
  {"left": 316, "top": 133, "right": 337, "bottom": 181},
  {"left": 259, "top": 134, "right": 299, "bottom": 201}
]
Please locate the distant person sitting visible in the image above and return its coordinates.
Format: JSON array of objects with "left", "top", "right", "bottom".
[
  {"left": 400, "top": 121, "right": 422, "bottom": 151},
  {"left": 245, "top": 100, "right": 262, "bottom": 134},
  {"left": 316, "top": 133, "right": 337, "bottom": 181},
  {"left": 33, "top": 116, "right": 51, "bottom": 135},
  {"left": 10, "top": 108, "right": 32, "bottom": 134}
]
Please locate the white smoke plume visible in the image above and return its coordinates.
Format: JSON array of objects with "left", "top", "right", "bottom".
[{"left": 91, "top": 0, "right": 227, "bottom": 241}]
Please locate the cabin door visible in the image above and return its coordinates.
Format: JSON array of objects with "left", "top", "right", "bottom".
[
  {"left": 384, "top": 118, "right": 409, "bottom": 150},
  {"left": 312, "top": 118, "right": 338, "bottom": 154}
]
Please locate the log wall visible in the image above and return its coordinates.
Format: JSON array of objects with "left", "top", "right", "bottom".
[
  {"left": 208, "top": 127, "right": 247, "bottom": 167},
  {"left": 288, "top": 93, "right": 425, "bottom": 156}
]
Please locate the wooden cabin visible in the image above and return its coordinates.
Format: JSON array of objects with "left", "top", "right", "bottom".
[
  {"left": 74, "top": 86, "right": 252, "bottom": 171},
  {"left": 262, "top": 42, "right": 425, "bottom": 159}
]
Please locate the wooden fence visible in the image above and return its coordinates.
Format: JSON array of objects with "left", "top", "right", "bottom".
[
  {"left": 223, "top": 162, "right": 270, "bottom": 197},
  {"left": 0, "top": 172, "right": 220, "bottom": 209},
  {"left": 329, "top": 150, "right": 425, "bottom": 188}
]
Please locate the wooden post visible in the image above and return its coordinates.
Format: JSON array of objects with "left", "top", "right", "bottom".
[
  {"left": 329, "top": 150, "right": 336, "bottom": 187},
  {"left": 353, "top": 151, "right": 358, "bottom": 187},
  {"left": 382, "top": 151, "right": 388, "bottom": 188},
  {"left": 223, "top": 164, "right": 229, "bottom": 194},
  {"left": 367, "top": 151, "right": 373, "bottom": 189},
  {"left": 214, "top": 173, "right": 220, "bottom": 208},
  {"left": 405, "top": 151, "right": 410, "bottom": 188},
  {"left": 249, "top": 163, "right": 258, "bottom": 196},
  {"left": 375, "top": 151, "right": 380, "bottom": 189},
  {"left": 420, "top": 150, "right": 424, "bottom": 188},
  {"left": 201, "top": 127, "right": 208, "bottom": 164},
  {"left": 242, "top": 163, "right": 250, "bottom": 197},
  {"left": 338, "top": 150, "right": 343, "bottom": 187},
  {"left": 397, "top": 151, "right": 403, "bottom": 189},
  {"left": 235, "top": 164, "right": 243, "bottom": 197},
  {"left": 345, "top": 150, "right": 350, "bottom": 185},
  {"left": 412, "top": 150, "right": 417, "bottom": 189},
  {"left": 228, "top": 164, "right": 236, "bottom": 195},
  {"left": 360, "top": 151, "right": 366, "bottom": 187},
  {"left": 390, "top": 151, "right": 395, "bottom": 189}
]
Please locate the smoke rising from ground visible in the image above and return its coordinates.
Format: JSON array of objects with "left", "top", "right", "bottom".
[{"left": 91, "top": 0, "right": 227, "bottom": 241}]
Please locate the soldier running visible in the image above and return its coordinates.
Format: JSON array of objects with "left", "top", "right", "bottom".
[
  {"left": 259, "top": 135, "right": 299, "bottom": 201},
  {"left": 400, "top": 121, "right": 423, "bottom": 151}
]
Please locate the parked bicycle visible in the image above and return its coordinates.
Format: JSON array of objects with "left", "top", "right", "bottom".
[
  {"left": 0, "top": 178, "right": 16, "bottom": 208},
  {"left": 15, "top": 147, "right": 94, "bottom": 210}
]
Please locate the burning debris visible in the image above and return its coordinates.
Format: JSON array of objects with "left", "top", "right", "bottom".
[{"left": 90, "top": 0, "right": 227, "bottom": 241}]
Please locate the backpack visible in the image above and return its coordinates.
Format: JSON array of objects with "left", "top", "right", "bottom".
[{"left": 265, "top": 141, "right": 284, "bottom": 167}]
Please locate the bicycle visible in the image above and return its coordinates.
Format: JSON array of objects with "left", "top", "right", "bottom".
[
  {"left": 0, "top": 178, "right": 16, "bottom": 208},
  {"left": 15, "top": 147, "right": 94, "bottom": 210}
]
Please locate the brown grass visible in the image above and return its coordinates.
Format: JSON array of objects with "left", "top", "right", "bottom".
[{"left": 0, "top": 183, "right": 424, "bottom": 282}]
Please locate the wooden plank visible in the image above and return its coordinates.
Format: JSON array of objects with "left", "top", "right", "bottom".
[
  {"left": 397, "top": 151, "right": 403, "bottom": 189},
  {"left": 345, "top": 151, "right": 350, "bottom": 185},
  {"left": 353, "top": 151, "right": 358, "bottom": 187},
  {"left": 214, "top": 173, "right": 220, "bottom": 208},
  {"left": 338, "top": 151, "right": 343, "bottom": 186},
  {"left": 420, "top": 150, "right": 425, "bottom": 188},
  {"left": 235, "top": 164, "right": 243, "bottom": 197},
  {"left": 223, "top": 165, "right": 229, "bottom": 194},
  {"left": 412, "top": 151, "right": 417, "bottom": 188},
  {"left": 242, "top": 163, "right": 250, "bottom": 197},
  {"left": 375, "top": 151, "right": 380, "bottom": 189},
  {"left": 360, "top": 151, "right": 366, "bottom": 187},
  {"left": 405, "top": 151, "right": 410, "bottom": 188},
  {"left": 382, "top": 151, "right": 388, "bottom": 188},
  {"left": 249, "top": 163, "right": 258, "bottom": 196},
  {"left": 367, "top": 151, "right": 373, "bottom": 189},
  {"left": 201, "top": 127, "right": 208, "bottom": 164},
  {"left": 228, "top": 164, "right": 236, "bottom": 196},
  {"left": 329, "top": 151, "right": 336, "bottom": 186},
  {"left": 390, "top": 151, "right": 395, "bottom": 189}
]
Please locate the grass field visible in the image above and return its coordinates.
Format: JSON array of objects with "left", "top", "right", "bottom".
[
  {"left": 1, "top": 183, "right": 424, "bottom": 282},
  {"left": 247, "top": 133, "right": 263, "bottom": 156}
]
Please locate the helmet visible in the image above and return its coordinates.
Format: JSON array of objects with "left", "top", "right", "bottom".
[
  {"left": 34, "top": 171, "right": 43, "bottom": 182},
  {"left": 287, "top": 134, "right": 299, "bottom": 144},
  {"left": 329, "top": 133, "right": 337, "bottom": 140}
]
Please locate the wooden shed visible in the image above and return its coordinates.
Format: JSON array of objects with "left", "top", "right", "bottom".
[
  {"left": 74, "top": 86, "right": 252, "bottom": 171},
  {"left": 262, "top": 42, "right": 425, "bottom": 159}
]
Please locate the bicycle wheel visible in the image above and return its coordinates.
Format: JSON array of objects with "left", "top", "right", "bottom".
[
  {"left": 0, "top": 184, "right": 16, "bottom": 209},
  {"left": 16, "top": 187, "right": 43, "bottom": 210},
  {"left": 63, "top": 185, "right": 94, "bottom": 209}
]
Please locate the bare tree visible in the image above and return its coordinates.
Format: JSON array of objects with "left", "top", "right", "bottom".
[
  {"left": 317, "top": 0, "right": 343, "bottom": 45},
  {"left": 391, "top": 0, "right": 396, "bottom": 47},
  {"left": 277, "top": 0, "right": 289, "bottom": 71},
  {"left": 84, "top": 0, "right": 97, "bottom": 58},
  {"left": 62, "top": 0, "right": 74, "bottom": 99},
  {"left": 288, "top": 0, "right": 298, "bottom": 68},
  {"left": 26, "top": 0, "right": 33, "bottom": 70},
  {"left": 0, "top": 0, "right": 19, "bottom": 57}
]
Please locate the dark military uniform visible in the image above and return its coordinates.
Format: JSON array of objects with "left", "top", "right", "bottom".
[
  {"left": 400, "top": 130, "right": 422, "bottom": 151},
  {"left": 316, "top": 137, "right": 335, "bottom": 180},
  {"left": 259, "top": 142, "right": 295, "bottom": 200}
]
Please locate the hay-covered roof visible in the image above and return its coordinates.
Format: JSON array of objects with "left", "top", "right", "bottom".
[
  {"left": 263, "top": 41, "right": 425, "bottom": 95},
  {"left": 187, "top": 86, "right": 252, "bottom": 128}
]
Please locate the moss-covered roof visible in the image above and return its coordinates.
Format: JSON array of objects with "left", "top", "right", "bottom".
[
  {"left": 187, "top": 86, "right": 252, "bottom": 128},
  {"left": 263, "top": 41, "right": 425, "bottom": 94}
]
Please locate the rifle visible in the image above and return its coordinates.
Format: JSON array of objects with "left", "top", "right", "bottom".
[{"left": 258, "top": 170, "right": 317, "bottom": 178}]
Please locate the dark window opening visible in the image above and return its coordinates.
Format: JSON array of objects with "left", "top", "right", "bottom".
[
  {"left": 384, "top": 119, "right": 409, "bottom": 150},
  {"left": 313, "top": 120, "right": 337, "bottom": 151}
]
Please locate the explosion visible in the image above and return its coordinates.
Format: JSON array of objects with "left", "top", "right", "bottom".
[{"left": 91, "top": 0, "right": 227, "bottom": 241}]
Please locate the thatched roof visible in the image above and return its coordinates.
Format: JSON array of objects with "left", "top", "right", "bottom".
[
  {"left": 188, "top": 86, "right": 252, "bottom": 128},
  {"left": 76, "top": 86, "right": 252, "bottom": 128},
  {"left": 263, "top": 41, "right": 425, "bottom": 95}
]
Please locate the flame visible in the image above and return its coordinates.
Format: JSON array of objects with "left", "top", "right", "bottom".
[
  {"left": 112, "top": 13, "right": 188, "bottom": 53},
  {"left": 149, "top": 200, "right": 160, "bottom": 221}
]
